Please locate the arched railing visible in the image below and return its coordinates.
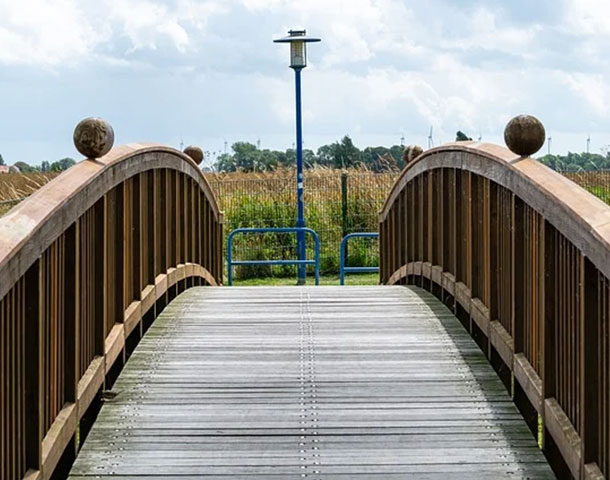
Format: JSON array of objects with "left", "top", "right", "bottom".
[
  {"left": 380, "top": 136, "right": 610, "bottom": 479},
  {"left": 0, "top": 134, "right": 223, "bottom": 480}
]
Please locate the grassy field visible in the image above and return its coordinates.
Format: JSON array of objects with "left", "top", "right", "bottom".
[
  {"left": 0, "top": 171, "right": 58, "bottom": 201},
  {"left": 207, "top": 168, "right": 396, "bottom": 278}
]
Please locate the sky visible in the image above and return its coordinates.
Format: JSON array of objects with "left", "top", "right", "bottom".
[{"left": 1, "top": 0, "right": 610, "bottom": 168}]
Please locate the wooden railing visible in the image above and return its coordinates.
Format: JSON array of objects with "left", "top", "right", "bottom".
[
  {"left": 380, "top": 141, "right": 610, "bottom": 480},
  {"left": 0, "top": 142, "right": 223, "bottom": 480}
]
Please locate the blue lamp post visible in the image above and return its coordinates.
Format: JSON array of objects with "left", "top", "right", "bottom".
[{"left": 274, "top": 29, "right": 321, "bottom": 285}]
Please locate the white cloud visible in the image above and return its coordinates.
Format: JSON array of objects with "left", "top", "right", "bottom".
[
  {"left": 565, "top": 0, "right": 610, "bottom": 36},
  {"left": 2, "top": 0, "right": 610, "bottom": 163},
  {"left": 563, "top": 73, "right": 610, "bottom": 118},
  {"left": 0, "top": 0, "right": 227, "bottom": 66},
  {"left": 442, "top": 7, "right": 540, "bottom": 58},
  {"left": 0, "top": 0, "right": 101, "bottom": 66}
]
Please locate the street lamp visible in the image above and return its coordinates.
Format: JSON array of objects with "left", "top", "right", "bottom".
[{"left": 274, "top": 29, "right": 321, "bottom": 285}]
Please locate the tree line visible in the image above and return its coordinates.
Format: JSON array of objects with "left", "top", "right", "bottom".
[
  {"left": 0, "top": 153, "right": 76, "bottom": 173},
  {"left": 3, "top": 137, "right": 609, "bottom": 176},
  {"left": 215, "top": 133, "right": 610, "bottom": 174},
  {"left": 215, "top": 136, "right": 406, "bottom": 173},
  {"left": 537, "top": 152, "right": 610, "bottom": 171}
]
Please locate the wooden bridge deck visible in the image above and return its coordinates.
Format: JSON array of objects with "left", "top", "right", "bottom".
[{"left": 69, "top": 286, "right": 554, "bottom": 479}]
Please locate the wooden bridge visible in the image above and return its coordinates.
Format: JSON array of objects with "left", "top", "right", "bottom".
[{"left": 1, "top": 119, "right": 609, "bottom": 479}]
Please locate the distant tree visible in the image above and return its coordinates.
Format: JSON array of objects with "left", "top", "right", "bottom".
[
  {"left": 49, "top": 157, "right": 76, "bottom": 172},
  {"left": 0, "top": 153, "right": 4, "bottom": 166},
  {"left": 456, "top": 131, "right": 472, "bottom": 141},
  {"left": 231, "top": 142, "right": 259, "bottom": 171},
  {"left": 41, "top": 160, "right": 50, "bottom": 172},
  {"left": 389, "top": 145, "right": 405, "bottom": 168},
  {"left": 361, "top": 145, "right": 404, "bottom": 171},
  {"left": 316, "top": 136, "right": 362, "bottom": 169},
  {"left": 215, "top": 153, "right": 236, "bottom": 172},
  {"left": 14, "top": 161, "right": 36, "bottom": 173}
]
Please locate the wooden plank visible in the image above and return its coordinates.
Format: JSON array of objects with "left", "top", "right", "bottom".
[
  {"left": 76, "top": 357, "right": 104, "bottom": 420},
  {"left": 41, "top": 403, "right": 77, "bottom": 479},
  {"left": 104, "top": 324, "right": 125, "bottom": 375},
  {"left": 70, "top": 286, "right": 553, "bottom": 479},
  {"left": 544, "top": 397, "right": 581, "bottom": 478},
  {"left": 514, "top": 353, "right": 543, "bottom": 413}
]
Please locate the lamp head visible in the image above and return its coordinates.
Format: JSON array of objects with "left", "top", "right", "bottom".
[{"left": 274, "top": 29, "right": 321, "bottom": 69}]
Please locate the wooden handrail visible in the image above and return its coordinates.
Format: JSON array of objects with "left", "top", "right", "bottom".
[
  {"left": 0, "top": 142, "right": 223, "bottom": 480},
  {"left": 380, "top": 138, "right": 610, "bottom": 479}
]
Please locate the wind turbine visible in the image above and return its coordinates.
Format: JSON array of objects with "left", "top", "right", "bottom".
[
  {"left": 587, "top": 135, "right": 591, "bottom": 154},
  {"left": 547, "top": 136, "right": 552, "bottom": 155},
  {"left": 428, "top": 126, "right": 434, "bottom": 149}
]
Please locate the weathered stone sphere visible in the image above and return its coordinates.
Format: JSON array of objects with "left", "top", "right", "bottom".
[
  {"left": 504, "top": 115, "right": 545, "bottom": 157},
  {"left": 73, "top": 118, "right": 114, "bottom": 159},
  {"left": 183, "top": 145, "right": 204, "bottom": 165},
  {"left": 403, "top": 145, "right": 423, "bottom": 165}
]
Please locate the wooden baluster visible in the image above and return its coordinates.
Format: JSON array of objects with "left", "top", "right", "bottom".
[
  {"left": 93, "top": 198, "right": 105, "bottom": 358},
  {"left": 489, "top": 182, "right": 499, "bottom": 325},
  {"left": 132, "top": 175, "right": 142, "bottom": 305},
  {"left": 438, "top": 170, "right": 444, "bottom": 279},
  {"left": 165, "top": 170, "right": 172, "bottom": 275},
  {"left": 63, "top": 223, "right": 78, "bottom": 405},
  {"left": 427, "top": 171, "right": 433, "bottom": 268},
  {"left": 542, "top": 221, "right": 557, "bottom": 459},
  {"left": 402, "top": 187, "right": 408, "bottom": 277},
  {"left": 582, "top": 258, "right": 600, "bottom": 473},
  {"left": 513, "top": 197, "right": 525, "bottom": 357},
  {"left": 24, "top": 260, "right": 42, "bottom": 473}
]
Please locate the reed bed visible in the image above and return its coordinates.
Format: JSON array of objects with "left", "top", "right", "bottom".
[
  {"left": 206, "top": 168, "right": 397, "bottom": 278},
  {"left": 0, "top": 172, "right": 59, "bottom": 216},
  {"left": 0, "top": 172, "right": 59, "bottom": 202}
]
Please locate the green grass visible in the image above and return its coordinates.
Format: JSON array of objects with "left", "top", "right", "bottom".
[{"left": 227, "top": 272, "right": 379, "bottom": 287}]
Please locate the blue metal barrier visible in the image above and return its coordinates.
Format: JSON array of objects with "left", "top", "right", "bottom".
[
  {"left": 340, "top": 232, "right": 379, "bottom": 285},
  {"left": 227, "top": 227, "right": 321, "bottom": 286}
]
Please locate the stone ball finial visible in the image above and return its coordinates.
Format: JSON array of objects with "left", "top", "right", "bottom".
[
  {"left": 183, "top": 145, "right": 204, "bottom": 165},
  {"left": 73, "top": 118, "right": 115, "bottom": 159},
  {"left": 403, "top": 145, "right": 423, "bottom": 165},
  {"left": 504, "top": 115, "right": 545, "bottom": 157}
]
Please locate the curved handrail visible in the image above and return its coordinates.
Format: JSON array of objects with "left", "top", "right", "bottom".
[
  {"left": 379, "top": 141, "right": 610, "bottom": 479},
  {"left": 0, "top": 143, "right": 223, "bottom": 480}
]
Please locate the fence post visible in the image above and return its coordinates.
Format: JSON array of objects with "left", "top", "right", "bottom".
[{"left": 341, "top": 172, "right": 348, "bottom": 264}]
